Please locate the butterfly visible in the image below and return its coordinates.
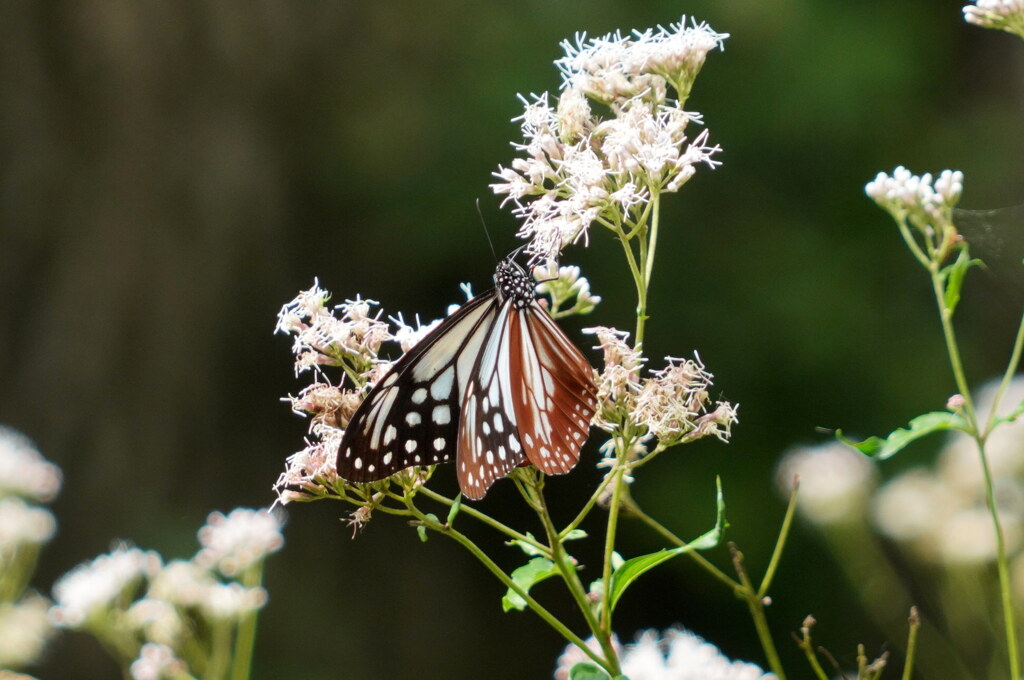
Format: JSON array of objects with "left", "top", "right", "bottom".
[{"left": 336, "top": 257, "right": 598, "bottom": 500}]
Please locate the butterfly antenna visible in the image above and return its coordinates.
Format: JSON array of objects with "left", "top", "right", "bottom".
[{"left": 476, "top": 199, "right": 499, "bottom": 264}]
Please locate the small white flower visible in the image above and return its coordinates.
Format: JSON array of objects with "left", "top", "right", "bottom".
[
  {"left": 195, "top": 508, "right": 284, "bottom": 577},
  {"left": 865, "top": 166, "right": 963, "bottom": 229},
  {"left": 274, "top": 429, "right": 343, "bottom": 505},
  {"left": 0, "top": 594, "right": 54, "bottom": 669},
  {"left": 873, "top": 469, "right": 957, "bottom": 545},
  {"left": 0, "top": 427, "right": 62, "bottom": 503},
  {"left": 775, "top": 441, "right": 877, "bottom": 525},
  {"left": 391, "top": 313, "right": 444, "bottom": 353},
  {"left": 0, "top": 497, "right": 56, "bottom": 549},
  {"left": 129, "top": 643, "right": 188, "bottom": 680},
  {"left": 937, "top": 506, "right": 1021, "bottom": 564},
  {"left": 51, "top": 546, "right": 162, "bottom": 628}
]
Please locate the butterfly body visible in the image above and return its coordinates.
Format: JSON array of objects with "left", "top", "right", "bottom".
[{"left": 336, "top": 258, "right": 597, "bottom": 500}]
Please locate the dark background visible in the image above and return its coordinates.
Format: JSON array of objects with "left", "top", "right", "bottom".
[{"left": 2, "top": 0, "right": 1023, "bottom": 678}]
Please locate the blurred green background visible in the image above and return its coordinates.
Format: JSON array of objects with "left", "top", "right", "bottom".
[{"left": 2, "top": 0, "right": 1022, "bottom": 678}]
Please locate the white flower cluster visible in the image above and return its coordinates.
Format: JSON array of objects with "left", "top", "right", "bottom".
[
  {"left": 865, "top": 166, "right": 964, "bottom": 232},
  {"left": 195, "top": 508, "right": 284, "bottom": 577},
  {"left": 0, "top": 427, "right": 62, "bottom": 670},
  {"left": 774, "top": 441, "right": 878, "bottom": 526},
  {"left": 585, "top": 327, "right": 737, "bottom": 449},
  {"left": 492, "top": 18, "right": 726, "bottom": 261},
  {"left": 872, "top": 378, "right": 1024, "bottom": 566},
  {"left": 964, "top": 0, "right": 1024, "bottom": 35},
  {"left": 533, "top": 262, "right": 602, "bottom": 317},
  {"left": 50, "top": 508, "right": 279, "bottom": 677},
  {"left": 276, "top": 281, "right": 392, "bottom": 375},
  {"left": 554, "top": 627, "right": 775, "bottom": 680}
]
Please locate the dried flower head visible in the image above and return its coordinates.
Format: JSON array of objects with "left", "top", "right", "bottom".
[{"left": 194, "top": 508, "right": 284, "bottom": 577}]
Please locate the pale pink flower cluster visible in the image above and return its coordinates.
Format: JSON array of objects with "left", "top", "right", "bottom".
[
  {"left": 554, "top": 627, "right": 775, "bottom": 680},
  {"left": 0, "top": 426, "right": 62, "bottom": 502},
  {"left": 585, "top": 328, "right": 736, "bottom": 448},
  {"left": 492, "top": 18, "right": 725, "bottom": 261},
  {"left": 964, "top": 0, "right": 1024, "bottom": 35},
  {"left": 129, "top": 643, "right": 188, "bottom": 680},
  {"left": 865, "top": 166, "right": 964, "bottom": 231},
  {"left": 50, "top": 546, "right": 163, "bottom": 628}
]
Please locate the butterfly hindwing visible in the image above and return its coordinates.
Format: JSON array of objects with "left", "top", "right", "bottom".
[
  {"left": 508, "top": 301, "right": 598, "bottom": 475},
  {"left": 338, "top": 293, "right": 498, "bottom": 482}
]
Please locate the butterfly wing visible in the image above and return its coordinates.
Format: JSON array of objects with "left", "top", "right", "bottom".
[
  {"left": 337, "top": 292, "right": 498, "bottom": 482},
  {"left": 508, "top": 301, "right": 598, "bottom": 474},
  {"left": 457, "top": 300, "right": 528, "bottom": 499}
]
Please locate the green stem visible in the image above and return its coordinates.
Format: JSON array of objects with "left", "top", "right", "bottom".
[
  {"left": 535, "top": 485, "right": 620, "bottom": 675},
  {"left": 559, "top": 470, "right": 617, "bottom": 539},
  {"left": 418, "top": 487, "right": 551, "bottom": 557},
  {"left": 229, "top": 565, "right": 263, "bottom": 680},
  {"left": 928, "top": 263, "right": 1019, "bottom": 679},
  {"left": 758, "top": 479, "right": 799, "bottom": 598},
  {"left": 206, "top": 619, "right": 233, "bottom": 680},
  {"left": 983, "top": 308, "right": 1024, "bottom": 437},
  {"left": 902, "top": 608, "right": 921, "bottom": 680},
  {"left": 729, "top": 545, "right": 787, "bottom": 680},
  {"left": 600, "top": 465, "right": 627, "bottom": 638}
]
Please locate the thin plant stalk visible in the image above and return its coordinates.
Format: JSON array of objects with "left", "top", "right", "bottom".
[{"left": 229, "top": 563, "right": 264, "bottom": 680}]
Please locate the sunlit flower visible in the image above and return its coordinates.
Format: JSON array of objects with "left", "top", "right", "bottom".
[
  {"left": 775, "top": 441, "right": 877, "bottom": 525},
  {"left": 50, "top": 546, "right": 162, "bottom": 628},
  {"left": 634, "top": 355, "right": 735, "bottom": 445},
  {"left": 584, "top": 327, "right": 645, "bottom": 428},
  {"left": 195, "top": 508, "right": 284, "bottom": 577},
  {"left": 0, "top": 594, "right": 54, "bottom": 669},
  {"left": 964, "top": 0, "right": 1024, "bottom": 36},
  {"left": 274, "top": 428, "right": 343, "bottom": 505},
  {"left": 0, "top": 427, "right": 62, "bottom": 503},
  {"left": 129, "top": 643, "right": 188, "bottom": 680},
  {"left": 391, "top": 313, "right": 444, "bottom": 353}
]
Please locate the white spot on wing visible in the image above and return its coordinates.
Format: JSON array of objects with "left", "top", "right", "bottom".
[{"left": 432, "top": 405, "right": 451, "bottom": 425}]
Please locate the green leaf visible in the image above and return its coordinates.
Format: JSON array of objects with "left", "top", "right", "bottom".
[
  {"left": 607, "top": 478, "right": 726, "bottom": 613},
  {"left": 446, "top": 493, "right": 463, "bottom": 527},
  {"left": 993, "top": 398, "right": 1024, "bottom": 428},
  {"left": 501, "top": 557, "right": 560, "bottom": 612},
  {"left": 508, "top": 532, "right": 545, "bottom": 557},
  {"left": 941, "top": 248, "right": 983, "bottom": 315},
  {"left": 569, "top": 662, "right": 610, "bottom": 680},
  {"left": 837, "top": 411, "right": 969, "bottom": 460},
  {"left": 417, "top": 513, "right": 440, "bottom": 543},
  {"left": 563, "top": 529, "right": 588, "bottom": 542}
]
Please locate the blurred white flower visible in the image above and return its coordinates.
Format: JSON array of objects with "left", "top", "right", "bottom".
[
  {"left": 129, "top": 643, "right": 188, "bottom": 680},
  {"left": 147, "top": 560, "right": 215, "bottom": 609},
  {"left": 0, "top": 594, "right": 54, "bottom": 669},
  {"left": 194, "top": 508, "right": 284, "bottom": 577},
  {"left": 0, "top": 497, "right": 56, "bottom": 549},
  {"left": 873, "top": 469, "right": 956, "bottom": 546},
  {"left": 199, "top": 583, "right": 268, "bottom": 621},
  {"left": 963, "top": 0, "right": 1024, "bottom": 35},
  {"left": 775, "top": 441, "right": 877, "bottom": 525},
  {"left": 0, "top": 427, "right": 62, "bottom": 503},
  {"left": 127, "top": 598, "right": 183, "bottom": 647},
  {"left": 50, "top": 546, "right": 162, "bottom": 628},
  {"left": 937, "top": 506, "right": 1021, "bottom": 564},
  {"left": 553, "top": 627, "right": 774, "bottom": 680}
]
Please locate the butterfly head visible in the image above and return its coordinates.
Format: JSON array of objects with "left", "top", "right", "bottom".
[{"left": 494, "top": 258, "right": 534, "bottom": 309}]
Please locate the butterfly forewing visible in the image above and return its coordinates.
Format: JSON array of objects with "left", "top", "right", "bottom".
[
  {"left": 338, "top": 294, "right": 497, "bottom": 482},
  {"left": 509, "top": 302, "right": 598, "bottom": 475}
]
